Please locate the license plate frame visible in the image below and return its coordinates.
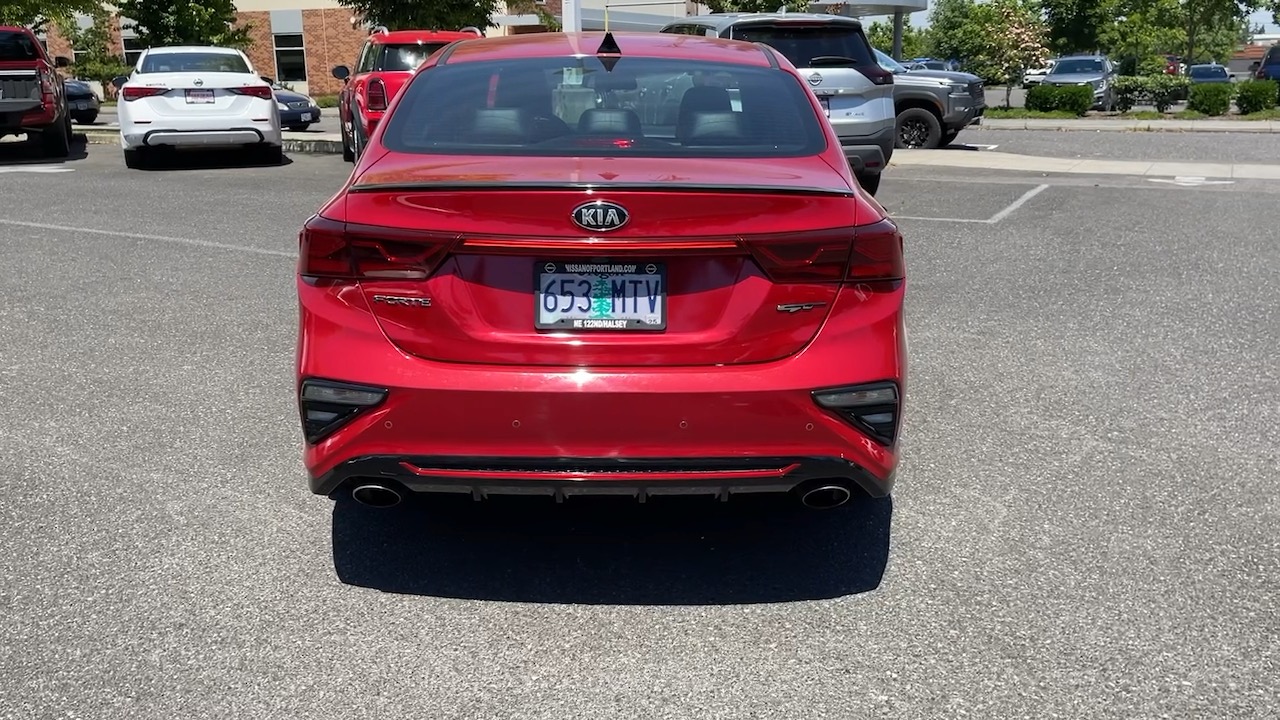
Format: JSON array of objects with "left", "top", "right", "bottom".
[
  {"left": 185, "top": 89, "right": 215, "bottom": 104},
  {"left": 534, "top": 260, "right": 667, "bottom": 331}
]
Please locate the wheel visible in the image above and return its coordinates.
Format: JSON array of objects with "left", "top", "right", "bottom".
[
  {"left": 256, "top": 144, "right": 284, "bottom": 165},
  {"left": 855, "top": 172, "right": 881, "bottom": 196},
  {"left": 940, "top": 130, "right": 959, "bottom": 147},
  {"left": 351, "top": 120, "right": 365, "bottom": 162},
  {"left": 123, "top": 148, "right": 146, "bottom": 169},
  {"left": 41, "top": 117, "right": 71, "bottom": 158},
  {"left": 895, "top": 107, "right": 943, "bottom": 149},
  {"left": 73, "top": 112, "right": 98, "bottom": 125},
  {"left": 340, "top": 121, "right": 355, "bottom": 162}
]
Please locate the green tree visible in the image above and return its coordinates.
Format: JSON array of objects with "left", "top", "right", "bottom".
[
  {"left": 865, "top": 19, "right": 930, "bottom": 59},
  {"left": 1042, "top": 0, "right": 1120, "bottom": 53},
  {"left": 336, "top": 0, "right": 502, "bottom": 30},
  {"left": 114, "top": 0, "right": 250, "bottom": 48},
  {"left": 56, "top": 8, "right": 132, "bottom": 91},
  {"left": 925, "top": 0, "right": 985, "bottom": 66},
  {"left": 0, "top": 0, "right": 99, "bottom": 31},
  {"left": 973, "top": 0, "right": 1050, "bottom": 104},
  {"left": 700, "top": 0, "right": 808, "bottom": 11}
]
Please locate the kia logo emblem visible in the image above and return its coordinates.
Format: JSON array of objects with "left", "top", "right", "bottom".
[{"left": 571, "top": 201, "right": 629, "bottom": 232}]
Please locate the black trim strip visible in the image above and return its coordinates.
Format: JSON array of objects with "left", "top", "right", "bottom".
[
  {"left": 755, "top": 43, "right": 781, "bottom": 69},
  {"left": 433, "top": 40, "right": 465, "bottom": 67},
  {"left": 349, "top": 181, "right": 855, "bottom": 197}
]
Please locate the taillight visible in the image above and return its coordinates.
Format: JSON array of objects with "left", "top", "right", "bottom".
[
  {"left": 855, "top": 64, "right": 895, "bottom": 86},
  {"left": 367, "top": 78, "right": 388, "bottom": 111},
  {"left": 299, "top": 215, "right": 458, "bottom": 280},
  {"left": 122, "top": 86, "right": 168, "bottom": 101},
  {"left": 229, "top": 86, "right": 273, "bottom": 100},
  {"left": 744, "top": 217, "right": 903, "bottom": 284}
]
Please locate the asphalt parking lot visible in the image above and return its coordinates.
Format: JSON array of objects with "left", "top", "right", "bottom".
[{"left": 2, "top": 136, "right": 1278, "bottom": 719}]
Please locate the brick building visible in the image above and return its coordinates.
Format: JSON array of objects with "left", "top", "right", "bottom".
[{"left": 44, "top": 0, "right": 704, "bottom": 98}]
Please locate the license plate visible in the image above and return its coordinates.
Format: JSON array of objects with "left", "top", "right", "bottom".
[
  {"left": 72, "top": 101, "right": 89, "bottom": 110},
  {"left": 535, "top": 261, "right": 666, "bottom": 331},
  {"left": 300, "top": 112, "right": 312, "bottom": 121},
  {"left": 818, "top": 95, "right": 830, "bottom": 117},
  {"left": 185, "top": 89, "right": 215, "bottom": 104}
]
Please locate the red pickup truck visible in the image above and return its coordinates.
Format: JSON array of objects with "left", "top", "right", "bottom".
[
  {"left": 330, "top": 26, "right": 482, "bottom": 162},
  {"left": 0, "top": 25, "right": 73, "bottom": 158}
]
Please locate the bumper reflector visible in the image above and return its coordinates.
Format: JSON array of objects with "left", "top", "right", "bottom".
[
  {"left": 299, "top": 379, "right": 387, "bottom": 444},
  {"left": 813, "top": 381, "right": 900, "bottom": 445}
]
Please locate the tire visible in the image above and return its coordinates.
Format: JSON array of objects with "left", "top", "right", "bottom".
[
  {"left": 41, "top": 116, "right": 71, "bottom": 158},
  {"left": 351, "top": 120, "right": 365, "bottom": 162},
  {"left": 123, "top": 148, "right": 146, "bottom": 169},
  {"left": 257, "top": 144, "right": 284, "bottom": 165},
  {"left": 855, "top": 172, "right": 882, "bottom": 196},
  {"left": 73, "top": 112, "right": 98, "bottom": 125},
  {"left": 340, "top": 122, "right": 355, "bottom": 162},
  {"left": 895, "top": 107, "right": 943, "bottom": 149},
  {"left": 940, "top": 130, "right": 960, "bottom": 147}
]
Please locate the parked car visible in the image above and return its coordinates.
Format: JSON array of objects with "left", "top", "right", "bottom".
[
  {"left": 1040, "top": 54, "right": 1117, "bottom": 111},
  {"left": 907, "top": 58, "right": 960, "bottom": 72},
  {"left": 873, "top": 48, "right": 985, "bottom": 149},
  {"left": 1255, "top": 45, "right": 1280, "bottom": 80},
  {"left": 64, "top": 78, "right": 101, "bottom": 124},
  {"left": 660, "top": 13, "right": 895, "bottom": 195},
  {"left": 1022, "top": 60, "right": 1056, "bottom": 88},
  {"left": 296, "top": 32, "right": 907, "bottom": 512},
  {"left": 269, "top": 81, "right": 321, "bottom": 131},
  {"left": 112, "top": 45, "right": 283, "bottom": 169},
  {"left": 331, "top": 26, "right": 483, "bottom": 162},
  {"left": 0, "top": 25, "right": 73, "bottom": 157},
  {"left": 1187, "top": 63, "right": 1231, "bottom": 84}
]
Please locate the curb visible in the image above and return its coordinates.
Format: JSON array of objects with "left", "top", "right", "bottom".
[
  {"left": 81, "top": 130, "right": 343, "bottom": 155},
  {"left": 978, "top": 118, "right": 1280, "bottom": 133}
]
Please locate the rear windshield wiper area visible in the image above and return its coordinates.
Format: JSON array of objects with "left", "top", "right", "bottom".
[{"left": 807, "top": 56, "right": 864, "bottom": 68}]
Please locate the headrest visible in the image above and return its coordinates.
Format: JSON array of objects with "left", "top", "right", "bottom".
[
  {"left": 469, "top": 108, "right": 532, "bottom": 144},
  {"left": 679, "top": 112, "right": 745, "bottom": 145},
  {"left": 678, "top": 86, "right": 732, "bottom": 114},
  {"left": 577, "top": 108, "right": 642, "bottom": 135},
  {"left": 593, "top": 73, "right": 638, "bottom": 92}
]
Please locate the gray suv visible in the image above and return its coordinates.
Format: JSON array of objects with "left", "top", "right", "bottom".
[
  {"left": 661, "top": 13, "right": 895, "bottom": 195},
  {"left": 874, "top": 48, "right": 986, "bottom": 148},
  {"left": 1042, "top": 54, "right": 1117, "bottom": 111}
]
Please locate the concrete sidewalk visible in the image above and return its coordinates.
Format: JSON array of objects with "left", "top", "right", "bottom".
[
  {"left": 891, "top": 147, "right": 1280, "bottom": 179},
  {"left": 980, "top": 117, "right": 1280, "bottom": 133}
]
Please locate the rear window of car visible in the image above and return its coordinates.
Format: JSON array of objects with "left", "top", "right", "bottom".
[
  {"left": 138, "top": 52, "right": 250, "bottom": 74},
  {"left": 381, "top": 56, "right": 828, "bottom": 159},
  {"left": 1051, "top": 58, "right": 1105, "bottom": 74},
  {"left": 725, "top": 24, "right": 875, "bottom": 68},
  {"left": 0, "top": 30, "right": 40, "bottom": 62},
  {"left": 376, "top": 43, "right": 449, "bottom": 71}
]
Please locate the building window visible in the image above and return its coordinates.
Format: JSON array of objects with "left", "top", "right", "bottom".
[
  {"left": 273, "top": 33, "right": 306, "bottom": 82},
  {"left": 123, "top": 38, "right": 144, "bottom": 66}
]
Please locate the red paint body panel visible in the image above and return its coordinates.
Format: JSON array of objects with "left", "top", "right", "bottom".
[{"left": 298, "top": 32, "right": 907, "bottom": 500}]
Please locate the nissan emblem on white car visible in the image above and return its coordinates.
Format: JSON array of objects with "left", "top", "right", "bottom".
[{"left": 572, "top": 200, "right": 629, "bottom": 232}]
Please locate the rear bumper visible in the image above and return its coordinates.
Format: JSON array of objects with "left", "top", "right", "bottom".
[
  {"left": 297, "top": 279, "right": 907, "bottom": 497},
  {"left": 120, "top": 114, "right": 282, "bottom": 149},
  {"left": 839, "top": 125, "right": 895, "bottom": 176},
  {"left": 314, "top": 455, "right": 894, "bottom": 501},
  {"left": 0, "top": 99, "right": 54, "bottom": 132}
]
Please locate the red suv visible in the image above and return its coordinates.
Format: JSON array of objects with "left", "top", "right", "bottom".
[
  {"left": 331, "top": 27, "right": 482, "bottom": 162},
  {"left": 297, "top": 32, "right": 907, "bottom": 511},
  {"left": 0, "top": 26, "right": 73, "bottom": 158}
]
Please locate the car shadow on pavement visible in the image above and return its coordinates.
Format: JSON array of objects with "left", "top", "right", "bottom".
[
  {"left": 330, "top": 492, "right": 892, "bottom": 604},
  {"left": 130, "top": 148, "right": 294, "bottom": 171},
  {"left": 0, "top": 134, "right": 89, "bottom": 165}
]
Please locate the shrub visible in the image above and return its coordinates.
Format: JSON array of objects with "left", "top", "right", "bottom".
[
  {"left": 1145, "top": 74, "right": 1189, "bottom": 112},
  {"left": 1235, "top": 80, "right": 1278, "bottom": 115},
  {"left": 1112, "top": 76, "right": 1144, "bottom": 113},
  {"left": 1025, "top": 84, "right": 1060, "bottom": 112},
  {"left": 1187, "top": 83, "right": 1235, "bottom": 116},
  {"left": 1054, "top": 85, "right": 1095, "bottom": 116},
  {"left": 1025, "top": 84, "right": 1094, "bottom": 116}
]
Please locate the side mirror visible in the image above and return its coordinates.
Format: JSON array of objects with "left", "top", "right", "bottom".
[
  {"left": 54, "top": 55, "right": 71, "bottom": 68},
  {"left": 111, "top": 75, "right": 128, "bottom": 89},
  {"left": 331, "top": 65, "right": 350, "bottom": 80}
]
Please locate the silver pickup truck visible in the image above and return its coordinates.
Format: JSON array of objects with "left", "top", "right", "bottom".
[{"left": 874, "top": 49, "right": 986, "bottom": 149}]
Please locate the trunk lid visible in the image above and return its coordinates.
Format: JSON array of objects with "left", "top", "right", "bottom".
[
  {"left": 131, "top": 72, "right": 266, "bottom": 117},
  {"left": 332, "top": 155, "right": 864, "bottom": 368}
]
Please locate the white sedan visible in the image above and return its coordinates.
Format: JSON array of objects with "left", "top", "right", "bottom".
[{"left": 112, "top": 46, "right": 283, "bottom": 168}]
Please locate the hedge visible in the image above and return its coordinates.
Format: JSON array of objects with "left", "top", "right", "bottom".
[
  {"left": 1187, "top": 83, "right": 1235, "bottom": 116},
  {"left": 1025, "top": 84, "right": 1095, "bottom": 116},
  {"left": 1235, "top": 80, "right": 1278, "bottom": 115},
  {"left": 1112, "top": 75, "right": 1191, "bottom": 113}
]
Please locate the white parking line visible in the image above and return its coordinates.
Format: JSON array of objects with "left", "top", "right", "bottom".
[
  {"left": 0, "top": 218, "right": 293, "bottom": 258},
  {"left": 892, "top": 183, "right": 1051, "bottom": 225}
]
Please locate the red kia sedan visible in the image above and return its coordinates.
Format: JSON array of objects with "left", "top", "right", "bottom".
[{"left": 296, "top": 32, "right": 907, "bottom": 511}]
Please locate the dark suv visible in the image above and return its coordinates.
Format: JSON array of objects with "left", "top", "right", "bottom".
[
  {"left": 660, "top": 13, "right": 895, "bottom": 196},
  {"left": 1255, "top": 45, "right": 1280, "bottom": 81},
  {"left": 0, "top": 26, "right": 72, "bottom": 157}
]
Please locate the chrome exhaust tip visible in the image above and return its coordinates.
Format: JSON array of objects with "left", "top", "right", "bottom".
[
  {"left": 351, "top": 484, "right": 402, "bottom": 508},
  {"left": 798, "top": 483, "right": 854, "bottom": 510}
]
